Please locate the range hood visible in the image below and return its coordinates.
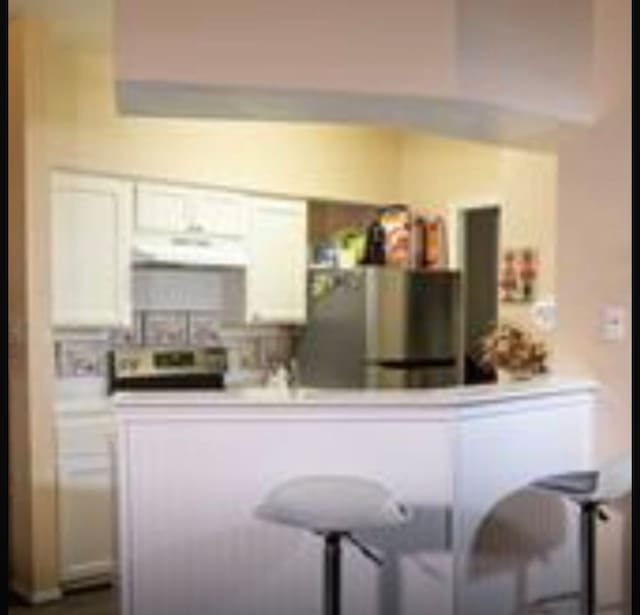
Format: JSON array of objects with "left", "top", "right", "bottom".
[{"left": 132, "top": 234, "right": 247, "bottom": 267}]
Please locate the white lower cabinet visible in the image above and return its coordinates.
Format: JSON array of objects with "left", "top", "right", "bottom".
[
  {"left": 58, "top": 454, "right": 114, "bottom": 587},
  {"left": 56, "top": 412, "right": 115, "bottom": 588}
]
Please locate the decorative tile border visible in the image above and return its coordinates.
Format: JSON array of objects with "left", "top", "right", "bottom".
[
  {"left": 54, "top": 313, "right": 296, "bottom": 381},
  {"left": 142, "top": 310, "right": 189, "bottom": 347},
  {"left": 110, "top": 312, "right": 144, "bottom": 347},
  {"left": 188, "top": 311, "right": 222, "bottom": 347},
  {"left": 55, "top": 338, "right": 109, "bottom": 378}
]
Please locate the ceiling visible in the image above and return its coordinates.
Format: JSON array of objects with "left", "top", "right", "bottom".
[
  {"left": 8, "top": 0, "right": 113, "bottom": 49},
  {"left": 7, "top": 0, "right": 573, "bottom": 148}
]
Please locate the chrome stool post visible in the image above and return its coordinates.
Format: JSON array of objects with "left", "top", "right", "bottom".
[{"left": 533, "top": 455, "right": 631, "bottom": 615}]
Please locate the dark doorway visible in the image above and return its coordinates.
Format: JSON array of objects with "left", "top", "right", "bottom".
[{"left": 460, "top": 206, "right": 500, "bottom": 384}]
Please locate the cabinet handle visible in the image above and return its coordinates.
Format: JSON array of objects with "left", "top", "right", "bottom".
[{"left": 172, "top": 237, "right": 211, "bottom": 247}]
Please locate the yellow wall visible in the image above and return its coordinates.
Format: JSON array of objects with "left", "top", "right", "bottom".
[
  {"left": 9, "top": 19, "right": 59, "bottom": 601},
  {"left": 9, "top": 17, "right": 32, "bottom": 592},
  {"left": 399, "top": 133, "right": 557, "bottom": 333},
  {"left": 47, "top": 40, "right": 558, "bottom": 335},
  {"left": 45, "top": 47, "right": 403, "bottom": 204}
]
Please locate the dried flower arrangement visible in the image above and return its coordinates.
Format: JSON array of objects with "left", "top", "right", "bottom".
[{"left": 477, "top": 321, "right": 548, "bottom": 380}]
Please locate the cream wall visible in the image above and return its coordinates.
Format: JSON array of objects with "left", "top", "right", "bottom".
[
  {"left": 46, "top": 47, "right": 403, "bottom": 205},
  {"left": 556, "top": 0, "right": 631, "bottom": 461},
  {"left": 555, "top": 2, "right": 631, "bottom": 610},
  {"left": 399, "top": 133, "right": 557, "bottom": 333},
  {"left": 9, "top": 19, "right": 59, "bottom": 602}
]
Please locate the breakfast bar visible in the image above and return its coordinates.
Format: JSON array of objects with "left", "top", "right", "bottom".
[{"left": 114, "top": 379, "right": 598, "bottom": 615}]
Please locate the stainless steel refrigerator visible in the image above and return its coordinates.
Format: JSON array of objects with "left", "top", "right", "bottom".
[{"left": 296, "top": 267, "right": 463, "bottom": 388}]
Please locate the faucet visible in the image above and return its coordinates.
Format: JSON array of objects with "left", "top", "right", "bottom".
[
  {"left": 265, "top": 357, "right": 299, "bottom": 390},
  {"left": 285, "top": 358, "right": 299, "bottom": 390}
]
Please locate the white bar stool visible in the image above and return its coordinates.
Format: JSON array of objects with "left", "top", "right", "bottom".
[
  {"left": 255, "top": 475, "right": 411, "bottom": 615},
  {"left": 532, "top": 455, "right": 631, "bottom": 615}
]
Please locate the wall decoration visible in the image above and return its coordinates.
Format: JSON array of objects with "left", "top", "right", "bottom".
[{"left": 499, "top": 248, "right": 538, "bottom": 303}]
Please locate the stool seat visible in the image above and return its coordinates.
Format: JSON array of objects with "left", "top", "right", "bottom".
[
  {"left": 533, "top": 455, "right": 631, "bottom": 504},
  {"left": 256, "top": 475, "right": 410, "bottom": 533}
]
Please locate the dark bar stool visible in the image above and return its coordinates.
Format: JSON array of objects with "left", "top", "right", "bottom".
[
  {"left": 532, "top": 455, "right": 631, "bottom": 615},
  {"left": 256, "top": 475, "right": 411, "bottom": 615}
]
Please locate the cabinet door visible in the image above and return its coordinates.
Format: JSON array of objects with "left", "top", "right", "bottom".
[
  {"left": 246, "top": 197, "right": 307, "bottom": 324},
  {"left": 191, "top": 191, "right": 247, "bottom": 237},
  {"left": 51, "top": 172, "right": 133, "bottom": 327},
  {"left": 135, "top": 182, "right": 190, "bottom": 233},
  {"left": 58, "top": 454, "right": 113, "bottom": 587}
]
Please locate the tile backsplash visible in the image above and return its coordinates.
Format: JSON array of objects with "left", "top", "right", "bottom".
[
  {"left": 55, "top": 266, "right": 297, "bottom": 386},
  {"left": 188, "top": 311, "right": 222, "bottom": 347},
  {"left": 55, "top": 332, "right": 110, "bottom": 379},
  {"left": 142, "top": 310, "right": 190, "bottom": 347},
  {"left": 54, "top": 311, "right": 295, "bottom": 383}
]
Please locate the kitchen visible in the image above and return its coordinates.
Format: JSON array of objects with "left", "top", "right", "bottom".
[
  {"left": 8, "top": 3, "right": 631, "bottom": 615},
  {"left": 47, "top": 107, "right": 568, "bottom": 610},
  {"left": 49, "top": 113, "right": 581, "bottom": 615},
  {"left": 50, "top": 174, "right": 501, "bottom": 580}
]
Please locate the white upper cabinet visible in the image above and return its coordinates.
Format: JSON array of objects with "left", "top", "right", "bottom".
[
  {"left": 51, "top": 172, "right": 133, "bottom": 328},
  {"left": 246, "top": 197, "right": 307, "bottom": 325},
  {"left": 135, "top": 182, "right": 189, "bottom": 233},
  {"left": 190, "top": 191, "right": 247, "bottom": 237},
  {"left": 135, "top": 181, "right": 247, "bottom": 238}
]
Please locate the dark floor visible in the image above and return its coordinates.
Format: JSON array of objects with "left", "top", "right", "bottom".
[
  {"left": 7, "top": 586, "right": 626, "bottom": 615},
  {"left": 8, "top": 588, "right": 116, "bottom": 615}
]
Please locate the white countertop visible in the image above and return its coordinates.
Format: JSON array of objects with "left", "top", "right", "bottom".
[{"left": 112, "top": 377, "right": 598, "bottom": 420}]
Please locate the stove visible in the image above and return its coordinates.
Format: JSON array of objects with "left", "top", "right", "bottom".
[{"left": 108, "top": 347, "right": 228, "bottom": 393}]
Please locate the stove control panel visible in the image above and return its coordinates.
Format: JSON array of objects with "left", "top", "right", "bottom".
[{"left": 112, "top": 347, "right": 228, "bottom": 379}]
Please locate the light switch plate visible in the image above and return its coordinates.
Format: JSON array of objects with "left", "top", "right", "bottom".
[
  {"left": 531, "top": 298, "right": 557, "bottom": 332},
  {"left": 601, "top": 306, "right": 626, "bottom": 341}
]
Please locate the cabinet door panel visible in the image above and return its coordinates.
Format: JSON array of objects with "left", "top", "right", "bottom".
[
  {"left": 51, "top": 173, "right": 132, "bottom": 327},
  {"left": 135, "top": 183, "right": 189, "bottom": 233},
  {"left": 186, "top": 191, "right": 221, "bottom": 235},
  {"left": 247, "top": 198, "right": 307, "bottom": 324},
  {"left": 189, "top": 191, "right": 247, "bottom": 237},
  {"left": 59, "top": 455, "right": 113, "bottom": 585}
]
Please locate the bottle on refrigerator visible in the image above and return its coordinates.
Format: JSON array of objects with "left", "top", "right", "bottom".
[
  {"left": 379, "top": 205, "right": 412, "bottom": 267},
  {"left": 423, "top": 214, "right": 448, "bottom": 268}
]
